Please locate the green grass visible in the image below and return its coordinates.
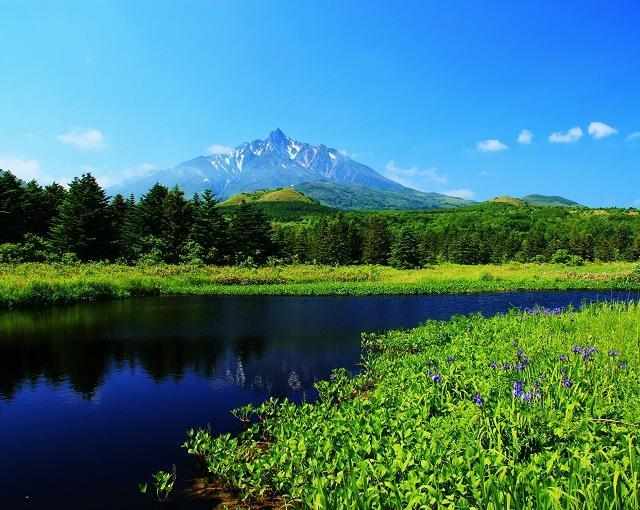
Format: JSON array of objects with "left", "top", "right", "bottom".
[
  {"left": 184, "top": 301, "right": 640, "bottom": 509},
  {"left": 0, "top": 262, "right": 638, "bottom": 308}
]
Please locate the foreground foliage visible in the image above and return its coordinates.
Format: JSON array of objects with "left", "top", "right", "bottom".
[
  {"left": 0, "top": 262, "right": 638, "bottom": 308},
  {"left": 184, "top": 302, "right": 640, "bottom": 509}
]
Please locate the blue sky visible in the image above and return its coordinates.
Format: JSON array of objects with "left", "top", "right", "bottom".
[{"left": 1, "top": 0, "right": 639, "bottom": 206}]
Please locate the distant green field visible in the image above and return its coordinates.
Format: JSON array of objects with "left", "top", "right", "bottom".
[
  {"left": 0, "top": 262, "right": 638, "bottom": 308},
  {"left": 184, "top": 301, "right": 640, "bottom": 509}
]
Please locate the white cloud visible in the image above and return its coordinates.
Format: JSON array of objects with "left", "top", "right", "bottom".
[
  {"left": 549, "top": 127, "right": 583, "bottom": 144},
  {"left": 384, "top": 160, "right": 448, "bottom": 189},
  {"left": 443, "top": 188, "right": 476, "bottom": 200},
  {"left": 625, "top": 131, "right": 640, "bottom": 143},
  {"left": 57, "top": 128, "right": 106, "bottom": 150},
  {"left": 588, "top": 121, "right": 617, "bottom": 139},
  {"left": 517, "top": 129, "right": 533, "bottom": 145},
  {"left": 338, "top": 149, "right": 349, "bottom": 156},
  {"left": 477, "top": 139, "right": 508, "bottom": 152},
  {"left": 207, "top": 144, "right": 234, "bottom": 156},
  {"left": 0, "top": 155, "right": 61, "bottom": 184}
]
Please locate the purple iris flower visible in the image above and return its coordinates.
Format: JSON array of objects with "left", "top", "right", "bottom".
[
  {"left": 472, "top": 393, "right": 484, "bottom": 407},
  {"left": 512, "top": 380, "right": 524, "bottom": 398}
]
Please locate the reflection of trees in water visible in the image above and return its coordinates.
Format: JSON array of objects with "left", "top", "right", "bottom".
[
  {"left": 0, "top": 334, "right": 225, "bottom": 401},
  {"left": 0, "top": 331, "right": 321, "bottom": 403}
]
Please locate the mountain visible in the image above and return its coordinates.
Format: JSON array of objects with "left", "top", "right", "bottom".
[
  {"left": 294, "top": 180, "right": 471, "bottom": 210},
  {"left": 521, "top": 194, "right": 580, "bottom": 207},
  {"left": 220, "top": 187, "right": 316, "bottom": 206},
  {"left": 488, "top": 196, "right": 526, "bottom": 207},
  {"left": 486, "top": 195, "right": 580, "bottom": 207},
  {"left": 219, "top": 188, "right": 335, "bottom": 221},
  {"left": 111, "top": 129, "right": 403, "bottom": 198}
]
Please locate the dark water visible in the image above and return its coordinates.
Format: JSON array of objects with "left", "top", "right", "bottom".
[{"left": 0, "top": 290, "right": 636, "bottom": 509}]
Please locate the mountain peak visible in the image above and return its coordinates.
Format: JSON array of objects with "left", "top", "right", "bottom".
[
  {"left": 111, "top": 130, "right": 404, "bottom": 199},
  {"left": 267, "top": 128, "right": 289, "bottom": 146}
]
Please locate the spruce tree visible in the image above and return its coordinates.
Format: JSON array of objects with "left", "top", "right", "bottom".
[
  {"left": 109, "top": 194, "right": 129, "bottom": 260},
  {"left": 229, "top": 200, "right": 273, "bottom": 264},
  {"left": 0, "top": 170, "right": 25, "bottom": 242},
  {"left": 137, "top": 183, "right": 169, "bottom": 239},
  {"left": 390, "top": 228, "right": 420, "bottom": 269},
  {"left": 362, "top": 214, "right": 392, "bottom": 265},
  {"left": 50, "top": 173, "right": 114, "bottom": 260},
  {"left": 189, "top": 189, "right": 229, "bottom": 264},
  {"left": 119, "top": 194, "right": 141, "bottom": 261},
  {"left": 161, "top": 186, "right": 193, "bottom": 263}
]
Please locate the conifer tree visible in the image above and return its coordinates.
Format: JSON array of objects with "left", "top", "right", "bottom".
[
  {"left": 0, "top": 170, "right": 25, "bottom": 242},
  {"left": 189, "top": 189, "right": 229, "bottom": 264},
  {"left": 390, "top": 228, "right": 420, "bottom": 269},
  {"left": 229, "top": 200, "right": 273, "bottom": 263},
  {"left": 161, "top": 186, "right": 193, "bottom": 263},
  {"left": 137, "top": 183, "right": 169, "bottom": 239},
  {"left": 119, "top": 194, "right": 141, "bottom": 261},
  {"left": 362, "top": 214, "right": 392, "bottom": 265},
  {"left": 50, "top": 173, "right": 114, "bottom": 260},
  {"left": 110, "top": 194, "right": 130, "bottom": 259}
]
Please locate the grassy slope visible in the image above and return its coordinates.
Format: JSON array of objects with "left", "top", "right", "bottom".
[
  {"left": 185, "top": 302, "right": 640, "bottom": 509},
  {"left": 294, "top": 180, "right": 472, "bottom": 210},
  {"left": 219, "top": 188, "right": 334, "bottom": 221},
  {"left": 220, "top": 188, "right": 316, "bottom": 205},
  {"left": 0, "top": 262, "right": 638, "bottom": 308},
  {"left": 521, "top": 194, "right": 581, "bottom": 207}
]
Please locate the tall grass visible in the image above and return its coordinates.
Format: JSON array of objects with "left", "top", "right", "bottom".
[
  {"left": 184, "top": 302, "right": 640, "bottom": 509},
  {"left": 0, "top": 261, "right": 638, "bottom": 308}
]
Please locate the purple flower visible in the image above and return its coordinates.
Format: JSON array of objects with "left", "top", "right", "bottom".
[
  {"left": 609, "top": 349, "right": 619, "bottom": 357},
  {"left": 572, "top": 346, "right": 582, "bottom": 354},
  {"left": 512, "top": 380, "right": 525, "bottom": 398},
  {"left": 514, "top": 364, "right": 525, "bottom": 372},
  {"left": 446, "top": 355, "right": 454, "bottom": 363},
  {"left": 472, "top": 393, "right": 484, "bottom": 407},
  {"left": 539, "top": 373, "right": 547, "bottom": 380},
  {"left": 534, "top": 388, "right": 542, "bottom": 399},
  {"left": 513, "top": 340, "right": 519, "bottom": 347},
  {"left": 516, "top": 348, "right": 524, "bottom": 358},
  {"left": 559, "top": 355, "right": 568, "bottom": 362},
  {"left": 523, "top": 392, "right": 533, "bottom": 404},
  {"left": 502, "top": 363, "right": 511, "bottom": 371},
  {"left": 562, "top": 377, "right": 572, "bottom": 388},
  {"left": 489, "top": 362, "right": 497, "bottom": 369},
  {"left": 432, "top": 373, "right": 442, "bottom": 383}
]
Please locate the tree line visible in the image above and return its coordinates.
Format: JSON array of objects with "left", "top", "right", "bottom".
[{"left": 1, "top": 169, "right": 640, "bottom": 266}]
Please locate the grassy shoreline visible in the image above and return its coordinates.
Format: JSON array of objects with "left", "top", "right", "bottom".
[
  {"left": 0, "top": 262, "right": 638, "bottom": 308},
  {"left": 182, "top": 302, "right": 640, "bottom": 509}
]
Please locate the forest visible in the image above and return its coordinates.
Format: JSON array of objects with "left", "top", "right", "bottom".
[{"left": 1, "top": 169, "right": 640, "bottom": 268}]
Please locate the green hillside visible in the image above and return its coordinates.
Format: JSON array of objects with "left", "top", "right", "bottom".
[
  {"left": 488, "top": 196, "right": 527, "bottom": 207},
  {"left": 220, "top": 187, "right": 334, "bottom": 221},
  {"left": 521, "top": 194, "right": 581, "bottom": 207},
  {"left": 294, "top": 180, "right": 472, "bottom": 211}
]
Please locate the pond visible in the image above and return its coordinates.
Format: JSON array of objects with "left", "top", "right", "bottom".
[{"left": 0, "top": 290, "right": 636, "bottom": 508}]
